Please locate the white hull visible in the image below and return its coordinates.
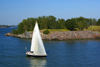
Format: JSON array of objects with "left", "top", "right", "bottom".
[{"left": 26, "top": 52, "right": 47, "bottom": 57}]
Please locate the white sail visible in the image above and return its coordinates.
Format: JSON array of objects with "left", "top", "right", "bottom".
[{"left": 30, "top": 22, "right": 47, "bottom": 55}]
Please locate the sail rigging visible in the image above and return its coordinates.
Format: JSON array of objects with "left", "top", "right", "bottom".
[{"left": 30, "top": 22, "right": 47, "bottom": 55}]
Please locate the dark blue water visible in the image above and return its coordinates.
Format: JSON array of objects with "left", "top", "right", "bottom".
[{"left": 0, "top": 28, "right": 100, "bottom": 67}]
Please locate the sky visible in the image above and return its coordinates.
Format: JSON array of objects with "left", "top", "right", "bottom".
[{"left": 0, "top": 0, "right": 100, "bottom": 25}]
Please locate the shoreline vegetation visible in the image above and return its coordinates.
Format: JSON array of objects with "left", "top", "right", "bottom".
[
  {"left": 0, "top": 25, "right": 10, "bottom": 28},
  {"left": 12, "top": 16, "right": 100, "bottom": 34},
  {"left": 4, "top": 15, "right": 100, "bottom": 40},
  {"left": 0, "top": 25, "right": 17, "bottom": 28}
]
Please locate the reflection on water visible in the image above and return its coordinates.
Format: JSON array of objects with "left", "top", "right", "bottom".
[
  {"left": 1, "top": 28, "right": 100, "bottom": 67},
  {"left": 27, "top": 57, "right": 47, "bottom": 67}
]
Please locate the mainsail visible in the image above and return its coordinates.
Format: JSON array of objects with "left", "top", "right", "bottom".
[{"left": 30, "top": 22, "right": 46, "bottom": 55}]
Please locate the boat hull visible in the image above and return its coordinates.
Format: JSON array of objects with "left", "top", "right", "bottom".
[
  {"left": 26, "top": 52, "right": 47, "bottom": 57},
  {"left": 26, "top": 54, "right": 47, "bottom": 57}
]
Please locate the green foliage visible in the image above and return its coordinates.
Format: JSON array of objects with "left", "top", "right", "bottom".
[
  {"left": 88, "top": 26, "right": 100, "bottom": 32},
  {"left": 57, "top": 19, "right": 65, "bottom": 29},
  {"left": 93, "top": 18, "right": 97, "bottom": 25},
  {"left": 12, "top": 28, "right": 18, "bottom": 34},
  {"left": 17, "top": 22, "right": 25, "bottom": 34},
  {"left": 43, "top": 29, "right": 49, "bottom": 34},
  {"left": 97, "top": 19, "right": 100, "bottom": 26},
  {"left": 14, "top": 15, "right": 99, "bottom": 34},
  {"left": 65, "top": 18, "right": 77, "bottom": 31},
  {"left": 76, "top": 17, "right": 87, "bottom": 30},
  {"left": 45, "top": 29, "right": 69, "bottom": 32}
]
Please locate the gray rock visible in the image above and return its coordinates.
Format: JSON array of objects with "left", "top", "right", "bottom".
[{"left": 5, "top": 30, "right": 100, "bottom": 40}]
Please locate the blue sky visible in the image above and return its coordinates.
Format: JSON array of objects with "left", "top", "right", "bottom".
[{"left": 0, "top": 0, "right": 100, "bottom": 25}]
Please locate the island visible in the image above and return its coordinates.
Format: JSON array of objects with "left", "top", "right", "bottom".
[
  {"left": 4, "top": 16, "right": 100, "bottom": 40},
  {"left": 0, "top": 25, "right": 17, "bottom": 28}
]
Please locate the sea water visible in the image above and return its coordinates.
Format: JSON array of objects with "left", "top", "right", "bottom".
[{"left": 0, "top": 28, "right": 100, "bottom": 67}]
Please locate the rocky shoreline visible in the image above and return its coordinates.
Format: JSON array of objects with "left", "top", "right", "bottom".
[{"left": 5, "top": 30, "right": 100, "bottom": 40}]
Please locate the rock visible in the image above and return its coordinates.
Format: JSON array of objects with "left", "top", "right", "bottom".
[
  {"left": 5, "top": 30, "right": 100, "bottom": 40},
  {"left": 4, "top": 33, "right": 14, "bottom": 36}
]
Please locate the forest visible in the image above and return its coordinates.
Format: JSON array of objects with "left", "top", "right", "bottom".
[{"left": 12, "top": 15, "right": 100, "bottom": 34}]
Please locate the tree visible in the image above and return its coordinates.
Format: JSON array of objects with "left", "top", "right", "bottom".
[
  {"left": 89, "top": 18, "right": 93, "bottom": 26},
  {"left": 77, "top": 21, "right": 84, "bottom": 30},
  {"left": 22, "top": 19, "right": 30, "bottom": 31},
  {"left": 57, "top": 19, "right": 65, "bottom": 29},
  {"left": 40, "top": 19, "right": 47, "bottom": 29},
  {"left": 93, "top": 18, "right": 97, "bottom": 26},
  {"left": 97, "top": 19, "right": 100, "bottom": 26},
  {"left": 47, "top": 16, "right": 56, "bottom": 29},
  {"left": 85, "top": 18, "right": 90, "bottom": 27},
  {"left": 65, "top": 18, "right": 77, "bottom": 31},
  {"left": 12, "top": 28, "right": 18, "bottom": 34},
  {"left": 14, "top": 16, "right": 98, "bottom": 34},
  {"left": 17, "top": 22, "right": 24, "bottom": 34},
  {"left": 76, "top": 17, "right": 87, "bottom": 30},
  {"left": 30, "top": 19, "right": 35, "bottom": 31}
]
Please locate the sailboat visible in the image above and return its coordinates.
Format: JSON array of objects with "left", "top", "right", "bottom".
[{"left": 26, "top": 21, "right": 47, "bottom": 57}]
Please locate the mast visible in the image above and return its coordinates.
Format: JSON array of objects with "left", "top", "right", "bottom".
[{"left": 30, "top": 21, "right": 47, "bottom": 55}]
